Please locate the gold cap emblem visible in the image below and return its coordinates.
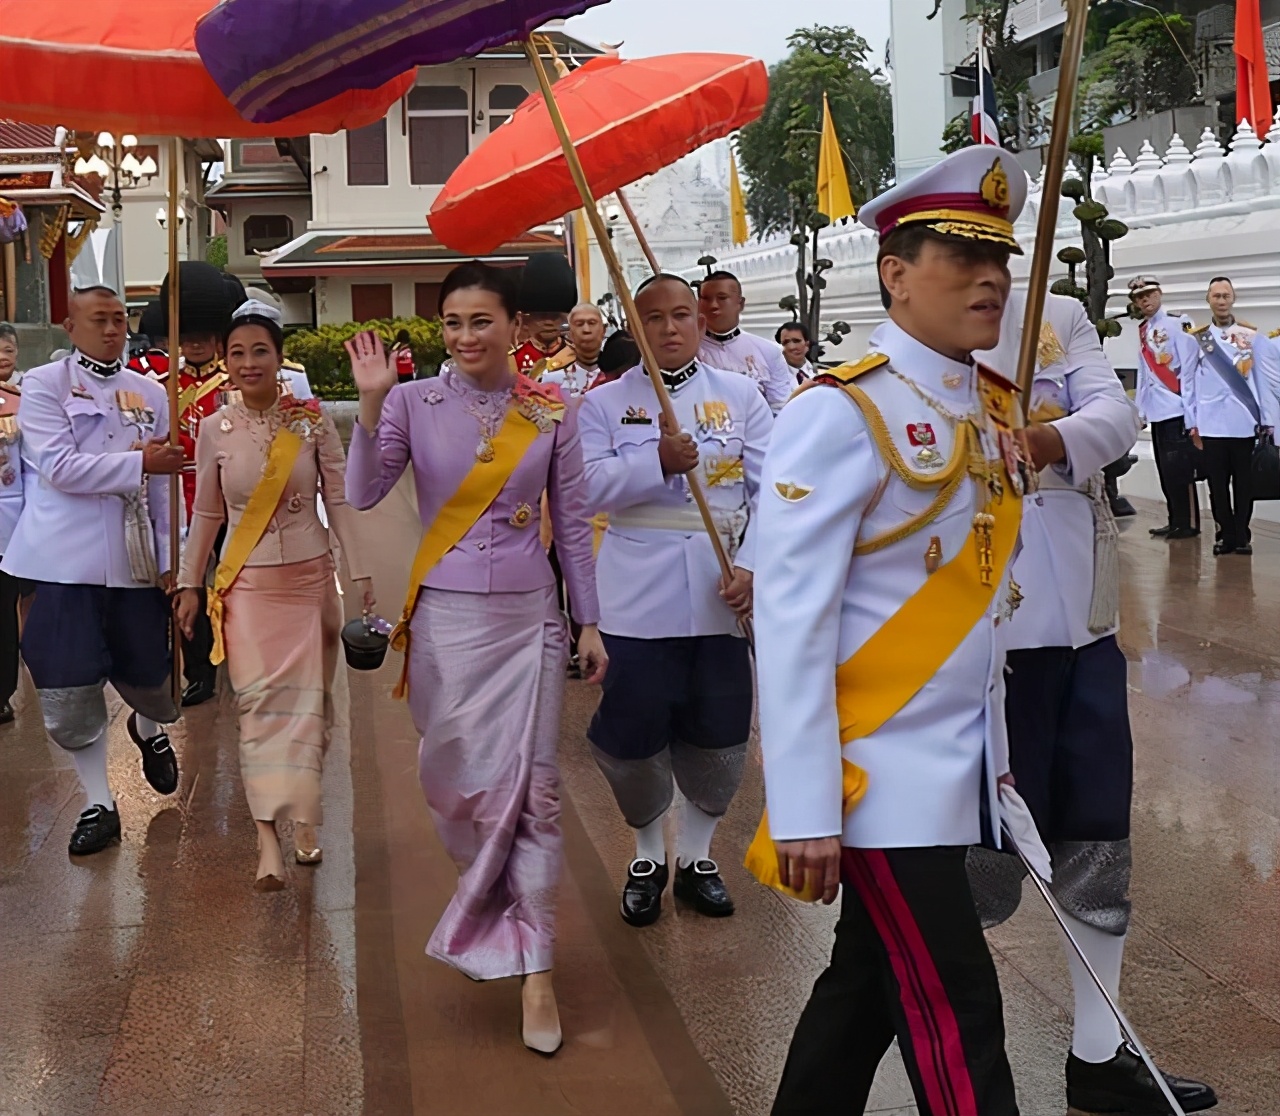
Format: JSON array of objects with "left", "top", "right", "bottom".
[{"left": 980, "top": 158, "right": 1010, "bottom": 213}]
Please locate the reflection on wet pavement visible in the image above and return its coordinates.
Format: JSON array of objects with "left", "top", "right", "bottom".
[{"left": 0, "top": 495, "right": 1275, "bottom": 1115}]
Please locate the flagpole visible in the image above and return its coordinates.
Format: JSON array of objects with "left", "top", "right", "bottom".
[
  {"left": 614, "top": 187, "right": 661, "bottom": 276},
  {"left": 1015, "top": 0, "right": 1089, "bottom": 419}
]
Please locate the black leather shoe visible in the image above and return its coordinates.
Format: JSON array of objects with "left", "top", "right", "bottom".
[
  {"left": 673, "top": 859, "right": 735, "bottom": 917},
  {"left": 1235, "top": 544, "right": 1253, "bottom": 556},
  {"left": 1148, "top": 524, "right": 1173, "bottom": 537},
  {"left": 1166, "top": 526, "right": 1199, "bottom": 539},
  {"left": 1066, "top": 1045, "right": 1218, "bottom": 1113},
  {"left": 1212, "top": 542, "right": 1236, "bottom": 556},
  {"left": 127, "top": 713, "right": 179, "bottom": 795},
  {"left": 181, "top": 679, "right": 216, "bottom": 707},
  {"left": 0, "top": 702, "right": 13, "bottom": 724},
  {"left": 621, "top": 858, "right": 668, "bottom": 927},
  {"left": 68, "top": 804, "right": 122, "bottom": 856},
  {"left": 1109, "top": 496, "right": 1137, "bottom": 518}
]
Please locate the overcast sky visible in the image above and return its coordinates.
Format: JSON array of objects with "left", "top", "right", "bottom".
[{"left": 562, "top": 0, "right": 892, "bottom": 66}]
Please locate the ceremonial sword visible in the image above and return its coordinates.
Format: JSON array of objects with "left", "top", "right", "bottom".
[{"left": 1003, "top": 829, "right": 1187, "bottom": 1116}]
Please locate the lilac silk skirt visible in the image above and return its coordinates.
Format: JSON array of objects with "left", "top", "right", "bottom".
[{"left": 407, "top": 585, "right": 568, "bottom": 981}]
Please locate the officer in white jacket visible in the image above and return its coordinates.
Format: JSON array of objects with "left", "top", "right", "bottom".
[
  {"left": 971, "top": 294, "right": 1216, "bottom": 1114},
  {"left": 3, "top": 287, "right": 184, "bottom": 856},
  {"left": 755, "top": 146, "right": 1026, "bottom": 1116},
  {"left": 697, "top": 270, "right": 795, "bottom": 412},
  {"left": 579, "top": 273, "right": 771, "bottom": 928},
  {"left": 1185, "top": 276, "right": 1277, "bottom": 556}
]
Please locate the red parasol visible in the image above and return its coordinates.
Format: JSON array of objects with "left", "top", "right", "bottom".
[
  {"left": 428, "top": 53, "right": 767, "bottom": 254},
  {"left": 0, "top": 0, "right": 414, "bottom": 137}
]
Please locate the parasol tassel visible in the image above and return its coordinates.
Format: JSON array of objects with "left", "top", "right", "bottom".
[{"left": 1085, "top": 474, "right": 1120, "bottom": 635}]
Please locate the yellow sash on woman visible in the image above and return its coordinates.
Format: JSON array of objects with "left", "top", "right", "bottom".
[
  {"left": 207, "top": 426, "right": 304, "bottom": 665},
  {"left": 390, "top": 405, "right": 541, "bottom": 699},
  {"left": 744, "top": 367, "right": 1024, "bottom": 901}
]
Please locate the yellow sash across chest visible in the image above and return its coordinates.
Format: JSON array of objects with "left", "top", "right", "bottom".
[
  {"left": 745, "top": 358, "right": 1024, "bottom": 901},
  {"left": 207, "top": 425, "right": 304, "bottom": 665},
  {"left": 389, "top": 403, "right": 541, "bottom": 699}
]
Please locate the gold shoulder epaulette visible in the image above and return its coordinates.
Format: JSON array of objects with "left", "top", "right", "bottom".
[
  {"left": 1269, "top": 327, "right": 1280, "bottom": 339},
  {"left": 282, "top": 358, "right": 306, "bottom": 371},
  {"left": 1189, "top": 322, "right": 1207, "bottom": 335},
  {"left": 1239, "top": 319, "right": 1257, "bottom": 331},
  {"left": 820, "top": 352, "right": 889, "bottom": 385},
  {"left": 543, "top": 345, "right": 577, "bottom": 373},
  {"left": 976, "top": 363, "right": 1019, "bottom": 393}
]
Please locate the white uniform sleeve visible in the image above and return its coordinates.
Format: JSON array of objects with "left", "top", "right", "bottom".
[
  {"left": 578, "top": 390, "right": 675, "bottom": 512},
  {"left": 1050, "top": 302, "right": 1140, "bottom": 483},
  {"left": 762, "top": 341, "right": 796, "bottom": 414},
  {"left": 755, "top": 386, "right": 878, "bottom": 841},
  {"left": 1180, "top": 333, "right": 1202, "bottom": 431},
  {"left": 1254, "top": 333, "right": 1280, "bottom": 431},
  {"left": 733, "top": 383, "right": 774, "bottom": 572}
]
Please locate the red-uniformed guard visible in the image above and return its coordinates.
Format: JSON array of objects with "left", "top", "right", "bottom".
[{"left": 510, "top": 252, "right": 579, "bottom": 380}]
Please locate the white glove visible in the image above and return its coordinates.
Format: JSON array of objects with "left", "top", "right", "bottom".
[{"left": 998, "top": 783, "right": 1053, "bottom": 883}]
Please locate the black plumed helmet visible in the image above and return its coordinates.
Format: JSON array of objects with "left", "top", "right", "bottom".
[
  {"left": 156, "top": 261, "right": 241, "bottom": 337},
  {"left": 516, "top": 252, "right": 578, "bottom": 314},
  {"left": 137, "top": 300, "right": 165, "bottom": 345}
]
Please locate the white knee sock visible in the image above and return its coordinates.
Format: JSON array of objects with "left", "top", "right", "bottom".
[
  {"left": 134, "top": 715, "right": 164, "bottom": 739},
  {"left": 676, "top": 800, "right": 720, "bottom": 868},
  {"left": 1061, "top": 913, "right": 1126, "bottom": 1063},
  {"left": 71, "top": 730, "right": 115, "bottom": 810},
  {"left": 633, "top": 815, "right": 666, "bottom": 864}
]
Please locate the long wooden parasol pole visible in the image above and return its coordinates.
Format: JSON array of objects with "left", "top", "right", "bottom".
[
  {"left": 614, "top": 187, "right": 661, "bottom": 275},
  {"left": 1015, "top": 0, "right": 1089, "bottom": 419},
  {"left": 165, "top": 137, "right": 182, "bottom": 708},
  {"left": 524, "top": 39, "right": 735, "bottom": 584}
]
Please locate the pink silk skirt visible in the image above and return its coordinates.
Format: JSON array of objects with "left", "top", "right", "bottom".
[
  {"left": 407, "top": 585, "right": 568, "bottom": 981},
  {"left": 222, "top": 554, "right": 341, "bottom": 825}
]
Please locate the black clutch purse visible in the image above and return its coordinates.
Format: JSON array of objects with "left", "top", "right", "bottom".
[{"left": 1252, "top": 430, "right": 1280, "bottom": 501}]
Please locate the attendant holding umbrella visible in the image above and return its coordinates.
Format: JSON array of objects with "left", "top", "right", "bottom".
[{"left": 345, "top": 261, "right": 606, "bottom": 1056}]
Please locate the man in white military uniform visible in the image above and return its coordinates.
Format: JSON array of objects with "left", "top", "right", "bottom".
[
  {"left": 542, "top": 302, "right": 605, "bottom": 399},
  {"left": 579, "top": 273, "right": 771, "bottom": 927},
  {"left": 971, "top": 293, "right": 1218, "bottom": 1114},
  {"left": 697, "top": 270, "right": 795, "bottom": 412},
  {"left": 754, "top": 146, "right": 1027, "bottom": 1116},
  {"left": 3, "top": 287, "right": 184, "bottom": 855},
  {"left": 1130, "top": 275, "right": 1202, "bottom": 539},
  {"left": 1186, "top": 276, "right": 1277, "bottom": 555}
]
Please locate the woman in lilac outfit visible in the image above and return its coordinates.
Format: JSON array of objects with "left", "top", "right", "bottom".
[{"left": 345, "top": 262, "right": 606, "bottom": 1055}]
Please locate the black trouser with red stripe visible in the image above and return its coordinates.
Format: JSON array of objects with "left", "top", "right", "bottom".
[{"left": 773, "top": 847, "right": 1018, "bottom": 1116}]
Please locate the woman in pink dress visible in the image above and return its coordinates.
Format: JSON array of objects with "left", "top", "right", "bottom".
[
  {"left": 175, "top": 301, "right": 373, "bottom": 891},
  {"left": 345, "top": 262, "right": 605, "bottom": 1056}
]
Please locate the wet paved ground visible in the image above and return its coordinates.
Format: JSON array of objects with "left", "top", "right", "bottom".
[{"left": 1, "top": 486, "right": 1276, "bottom": 1116}]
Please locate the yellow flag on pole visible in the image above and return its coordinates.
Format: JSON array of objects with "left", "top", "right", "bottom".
[
  {"left": 816, "top": 92, "right": 856, "bottom": 222},
  {"left": 729, "top": 149, "right": 750, "bottom": 246},
  {"left": 573, "top": 209, "right": 591, "bottom": 296}
]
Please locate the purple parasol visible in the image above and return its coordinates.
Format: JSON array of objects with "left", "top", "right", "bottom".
[{"left": 195, "top": 0, "right": 611, "bottom": 124}]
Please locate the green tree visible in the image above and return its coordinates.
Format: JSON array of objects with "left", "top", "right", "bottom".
[
  {"left": 737, "top": 25, "right": 893, "bottom": 238},
  {"left": 205, "top": 233, "right": 227, "bottom": 269},
  {"left": 1079, "top": 14, "right": 1196, "bottom": 128}
]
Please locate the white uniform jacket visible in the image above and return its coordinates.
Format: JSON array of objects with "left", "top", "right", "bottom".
[
  {"left": 2, "top": 355, "right": 172, "bottom": 585},
  {"left": 0, "top": 419, "right": 23, "bottom": 554},
  {"left": 975, "top": 293, "right": 1140, "bottom": 650},
  {"left": 1253, "top": 330, "right": 1280, "bottom": 416},
  {"left": 755, "top": 321, "right": 1016, "bottom": 849},
  {"left": 281, "top": 363, "right": 314, "bottom": 401},
  {"left": 579, "top": 362, "right": 772, "bottom": 639},
  {"left": 541, "top": 360, "right": 596, "bottom": 400},
  {"left": 1135, "top": 309, "right": 1198, "bottom": 424},
  {"left": 1184, "top": 321, "right": 1279, "bottom": 438},
  {"left": 698, "top": 330, "right": 794, "bottom": 414}
]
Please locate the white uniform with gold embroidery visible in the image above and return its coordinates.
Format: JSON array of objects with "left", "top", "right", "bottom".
[
  {"left": 1185, "top": 320, "right": 1278, "bottom": 437},
  {"left": 578, "top": 362, "right": 772, "bottom": 639},
  {"left": 974, "top": 293, "right": 1140, "bottom": 649},
  {"left": 698, "top": 330, "right": 795, "bottom": 414},
  {"left": 755, "top": 320, "right": 1015, "bottom": 849},
  {"left": 1135, "top": 308, "right": 1197, "bottom": 423}
]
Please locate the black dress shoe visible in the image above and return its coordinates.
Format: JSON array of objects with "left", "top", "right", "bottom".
[
  {"left": 1067, "top": 1045, "right": 1218, "bottom": 1113},
  {"left": 621, "top": 858, "right": 668, "bottom": 927},
  {"left": 1235, "top": 544, "right": 1253, "bottom": 556},
  {"left": 1212, "top": 542, "right": 1236, "bottom": 556},
  {"left": 0, "top": 702, "right": 13, "bottom": 724},
  {"left": 673, "top": 859, "right": 735, "bottom": 917},
  {"left": 1149, "top": 524, "right": 1173, "bottom": 537},
  {"left": 1109, "top": 496, "right": 1137, "bottom": 518},
  {"left": 127, "top": 712, "right": 179, "bottom": 795},
  {"left": 181, "top": 679, "right": 216, "bottom": 707},
  {"left": 1166, "top": 526, "right": 1199, "bottom": 539},
  {"left": 68, "top": 804, "right": 122, "bottom": 856}
]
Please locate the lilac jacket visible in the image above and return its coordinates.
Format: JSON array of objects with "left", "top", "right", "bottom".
[{"left": 346, "top": 368, "right": 600, "bottom": 626}]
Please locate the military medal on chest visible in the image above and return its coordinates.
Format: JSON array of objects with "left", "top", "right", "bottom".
[{"left": 906, "top": 422, "right": 944, "bottom": 470}]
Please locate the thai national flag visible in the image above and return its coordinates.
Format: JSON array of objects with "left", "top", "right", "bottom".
[{"left": 971, "top": 35, "right": 1000, "bottom": 146}]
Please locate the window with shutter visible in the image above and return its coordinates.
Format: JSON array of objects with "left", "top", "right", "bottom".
[
  {"left": 488, "top": 84, "right": 529, "bottom": 132},
  {"left": 351, "top": 284, "right": 394, "bottom": 323},
  {"left": 346, "top": 119, "right": 388, "bottom": 186},
  {"left": 408, "top": 85, "right": 469, "bottom": 185}
]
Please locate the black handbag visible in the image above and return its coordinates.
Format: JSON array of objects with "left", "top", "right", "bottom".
[{"left": 1252, "top": 430, "right": 1280, "bottom": 500}]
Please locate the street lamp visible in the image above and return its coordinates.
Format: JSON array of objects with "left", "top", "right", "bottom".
[
  {"left": 154, "top": 206, "right": 186, "bottom": 230},
  {"left": 73, "top": 132, "right": 156, "bottom": 299}
]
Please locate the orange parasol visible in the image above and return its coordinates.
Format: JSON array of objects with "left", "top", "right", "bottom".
[
  {"left": 0, "top": 0, "right": 414, "bottom": 137},
  {"left": 428, "top": 53, "right": 767, "bottom": 254}
]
